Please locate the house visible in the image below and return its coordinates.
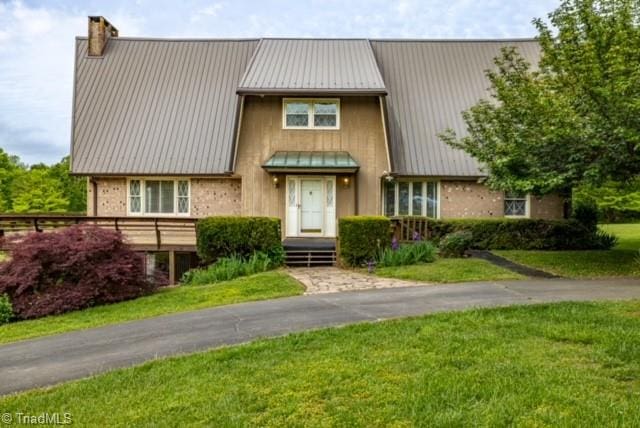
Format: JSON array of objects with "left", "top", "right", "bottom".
[{"left": 70, "top": 16, "right": 565, "bottom": 273}]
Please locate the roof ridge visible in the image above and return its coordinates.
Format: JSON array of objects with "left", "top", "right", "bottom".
[{"left": 75, "top": 36, "right": 538, "bottom": 43}]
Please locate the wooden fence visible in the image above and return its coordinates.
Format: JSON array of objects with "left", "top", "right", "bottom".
[{"left": 390, "top": 216, "right": 430, "bottom": 242}]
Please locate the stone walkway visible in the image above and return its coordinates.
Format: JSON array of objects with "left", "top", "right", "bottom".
[{"left": 287, "top": 267, "right": 430, "bottom": 294}]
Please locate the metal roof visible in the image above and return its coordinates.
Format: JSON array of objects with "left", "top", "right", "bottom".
[
  {"left": 71, "top": 38, "right": 259, "bottom": 175},
  {"left": 238, "top": 39, "right": 386, "bottom": 95},
  {"left": 262, "top": 151, "right": 359, "bottom": 173},
  {"left": 370, "top": 39, "right": 540, "bottom": 176}
]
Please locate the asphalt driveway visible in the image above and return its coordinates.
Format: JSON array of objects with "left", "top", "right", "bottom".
[{"left": 1, "top": 277, "right": 640, "bottom": 396}]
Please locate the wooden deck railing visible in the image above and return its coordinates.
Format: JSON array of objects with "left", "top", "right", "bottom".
[
  {"left": 390, "top": 216, "right": 429, "bottom": 242},
  {"left": 0, "top": 215, "right": 198, "bottom": 251}
]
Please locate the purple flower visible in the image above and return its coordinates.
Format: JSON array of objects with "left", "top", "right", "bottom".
[
  {"left": 391, "top": 237, "right": 399, "bottom": 251},
  {"left": 367, "top": 259, "right": 375, "bottom": 274},
  {"left": 413, "top": 230, "right": 422, "bottom": 241}
]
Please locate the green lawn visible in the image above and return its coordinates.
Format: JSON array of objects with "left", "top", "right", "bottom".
[
  {"left": 601, "top": 223, "right": 640, "bottom": 250},
  {"left": 0, "top": 271, "right": 303, "bottom": 345},
  {"left": 3, "top": 301, "right": 640, "bottom": 426},
  {"left": 376, "top": 257, "right": 524, "bottom": 283},
  {"left": 494, "top": 223, "right": 640, "bottom": 279}
]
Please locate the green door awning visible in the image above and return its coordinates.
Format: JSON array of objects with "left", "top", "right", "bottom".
[{"left": 262, "top": 151, "right": 359, "bottom": 173}]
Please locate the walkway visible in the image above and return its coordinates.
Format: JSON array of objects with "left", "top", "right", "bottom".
[
  {"left": 288, "top": 267, "right": 429, "bottom": 294},
  {"left": 1, "top": 277, "right": 640, "bottom": 396}
]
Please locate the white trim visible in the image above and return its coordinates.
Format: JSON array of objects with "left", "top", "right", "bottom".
[
  {"left": 504, "top": 193, "right": 530, "bottom": 218},
  {"left": 126, "top": 177, "right": 191, "bottom": 217},
  {"left": 285, "top": 175, "right": 336, "bottom": 238},
  {"left": 282, "top": 98, "right": 340, "bottom": 130}
]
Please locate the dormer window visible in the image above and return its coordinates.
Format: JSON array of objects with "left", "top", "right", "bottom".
[{"left": 283, "top": 99, "right": 340, "bottom": 129}]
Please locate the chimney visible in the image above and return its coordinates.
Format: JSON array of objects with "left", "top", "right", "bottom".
[{"left": 87, "top": 16, "right": 118, "bottom": 57}]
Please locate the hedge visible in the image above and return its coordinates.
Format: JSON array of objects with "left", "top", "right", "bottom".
[
  {"left": 426, "top": 218, "right": 614, "bottom": 250},
  {"left": 196, "top": 216, "right": 283, "bottom": 264},
  {"left": 339, "top": 216, "right": 391, "bottom": 266}
]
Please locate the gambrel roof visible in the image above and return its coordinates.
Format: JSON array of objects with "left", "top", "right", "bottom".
[{"left": 71, "top": 36, "right": 540, "bottom": 177}]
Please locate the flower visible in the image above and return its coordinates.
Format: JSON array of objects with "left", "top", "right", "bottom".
[{"left": 391, "top": 237, "right": 399, "bottom": 251}]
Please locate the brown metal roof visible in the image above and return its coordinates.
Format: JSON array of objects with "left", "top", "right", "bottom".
[
  {"left": 370, "top": 39, "right": 540, "bottom": 176},
  {"left": 238, "top": 39, "right": 386, "bottom": 95},
  {"left": 71, "top": 38, "right": 259, "bottom": 175}
]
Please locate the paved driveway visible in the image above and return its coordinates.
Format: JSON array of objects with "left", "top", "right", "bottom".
[{"left": 1, "top": 278, "right": 640, "bottom": 396}]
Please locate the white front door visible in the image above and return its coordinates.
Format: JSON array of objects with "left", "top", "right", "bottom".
[
  {"left": 300, "top": 179, "right": 323, "bottom": 234},
  {"left": 285, "top": 176, "right": 336, "bottom": 238}
]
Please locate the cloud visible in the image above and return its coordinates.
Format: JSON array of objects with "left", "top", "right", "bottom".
[{"left": 0, "top": 0, "right": 560, "bottom": 165}]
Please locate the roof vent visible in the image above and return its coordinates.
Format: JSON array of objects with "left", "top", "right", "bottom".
[{"left": 88, "top": 16, "right": 118, "bottom": 57}]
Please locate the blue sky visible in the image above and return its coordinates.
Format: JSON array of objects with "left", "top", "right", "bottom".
[{"left": 0, "top": 0, "right": 559, "bottom": 165}]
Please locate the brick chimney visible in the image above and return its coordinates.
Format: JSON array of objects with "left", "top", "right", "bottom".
[{"left": 87, "top": 16, "right": 118, "bottom": 57}]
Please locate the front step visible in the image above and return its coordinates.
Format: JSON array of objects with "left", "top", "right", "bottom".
[
  {"left": 283, "top": 238, "right": 337, "bottom": 267},
  {"left": 285, "top": 249, "right": 336, "bottom": 267}
]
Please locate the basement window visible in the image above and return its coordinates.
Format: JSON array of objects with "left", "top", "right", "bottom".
[
  {"left": 128, "top": 179, "right": 190, "bottom": 216},
  {"left": 384, "top": 180, "right": 439, "bottom": 218},
  {"left": 283, "top": 99, "right": 340, "bottom": 129}
]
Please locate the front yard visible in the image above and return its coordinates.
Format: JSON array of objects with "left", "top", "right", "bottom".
[
  {"left": 3, "top": 300, "right": 639, "bottom": 426},
  {"left": 376, "top": 258, "right": 523, "bottom": 283},
  {"left": 0, "top": 271, "right": 303, "bottom": 345}
]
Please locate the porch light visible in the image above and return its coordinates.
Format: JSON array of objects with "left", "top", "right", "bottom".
[
  {"left": 272, "top": 176, "right": 280, "bottom": 188},
  {"left": 342, "top": 177, "right": 350, "bottom": 188}
]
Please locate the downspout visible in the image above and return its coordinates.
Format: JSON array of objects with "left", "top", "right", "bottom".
[{"left": 89, "top": 177, "right": 98, "bottom": 216}]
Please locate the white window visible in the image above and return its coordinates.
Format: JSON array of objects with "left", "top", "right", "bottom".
[
  {"left": 383, "top": 180, "right": 439, "bottom": 218},
  {"left": 504, "top": 192, "right": 529, "bottom": 217},
  {"left": 128, "top": 179, "right": 190, "bottom": 216},
  {"left": 283, "top": 99, "right": 340, "bottom": 129}
]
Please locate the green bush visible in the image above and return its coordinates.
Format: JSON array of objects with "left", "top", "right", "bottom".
[
  {"left": 427, "top": 218, "right": 614, "bottom": 250},
  {"left": 196, "top": 217, "right": 283, "bottom": 264},
  {"left": 439, "top": 230, "right": 474, "bottom": 258},
  {"left": 377, "top": 241, "right": 437, "bottom": 267},
  {"left": 182, "top": 251, "right": 281, "bottom": 285},
  {"left": 572, "top": 201, "right": 598, "bottom": 231},
  {"left": 0, "top": 293, "right": 13, "bottom": 325},
  {"left": 339, "top": 216, "right": 391, "bottom": 267}
]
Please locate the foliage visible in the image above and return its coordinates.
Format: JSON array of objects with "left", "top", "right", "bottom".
[
  {"left": 0, "top": 149, "right": 86, "bottom": 213},
  {"left": 0, "top": 271, "right": 303, "bottom": 345},
  {"left": 339, "top": 216, "right": 391, "bottom": 267},
  {"left": 4, "top": 302, "right": 640, "bottom": 426},
  {"left": 428, "top": 218, "right": 615, "bottom": 250},
  {"left": 438, "top": 230, "right": 474, "bottom": 258},
  {"left": 0, "top": 293, "right": 13, "bottom": 325},
  {"left": 0, "top": 225, "right": 155, "bottom": 320},
  {"left": 574, "top": 180, "right": 640, "bottom": 222},
  {"left": 441, "top": 0, "right": 640, "bottom": 194},
  {"left": 196, "top": 217, "right": 283, "bottom": 264},
  {"left": 572, "top": 200, "right": 599, "bottom": 231},
  {"left": 376, "top": 241, "right": 437, "bottom": 267},
  {"left": 376, "top": 258, "right": 523, "bottom": 283},
  {"left": 182, "top": 252, "right": 282, "bottom": 285}
]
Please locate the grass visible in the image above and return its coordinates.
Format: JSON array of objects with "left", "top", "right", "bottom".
[
  {"left": 495, "top": 223, "right": 640, "bottom": 279},
  {"left": 3, "top": 301, "right": 640, "bottom": 426},
  {"left": 601, "top": 223, "right": 640, "bottom": 250},
  {"left": 376, "top": 257, "right": 524, "bottom": 283},
  {"left": 0, "top": 271, "right": 303, "bottom": 345}
]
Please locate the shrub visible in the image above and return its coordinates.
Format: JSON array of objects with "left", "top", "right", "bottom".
[
  {"left": 0, "top": 293, "right": 12, "bottom": 325},
  {"left": 0, "top": 225, "right": 156, "bottom": 320},
  {"left": 572, "top": 201, "right": 599, "bottom": 231},
  {"left": 592, "top": 229, "right": 619, "bottom": 250},
  {"left": 377, "top": 241, "right": 437, "bottom": 267},
  {"left": 439, "top": 230, "right": 474, "bottom": 258},
  {"left": 427, "top": 218, "right": 614, "bottom": 250},
  {"left": 181, "top": 251, "right": 281, "bottom": 285},
  {"left": 196, "top": 217, "right": 283, "bottom": 264},
  {"left": 339, "top": 216, "right": 391, "bottom": 267}
]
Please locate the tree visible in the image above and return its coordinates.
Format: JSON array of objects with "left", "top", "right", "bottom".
[
  {"left": 0, "top": 148, "right": 25, "bottom": 212},
  {"left": 440, "top": 0, "right": 640, "bottom": 195},
  {"left": 11, "top": 168, "right": 69, "bottom": 213},
  {"left": 48, "top": 156, "right": 87, "bottom": 212}
]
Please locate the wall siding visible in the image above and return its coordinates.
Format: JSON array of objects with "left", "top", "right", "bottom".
[
  {"left": 234, "top": 96, "right": 389, "bottom": 221},
  {"left": 440, "top": 180, "right": 564, "bottom": 220}
]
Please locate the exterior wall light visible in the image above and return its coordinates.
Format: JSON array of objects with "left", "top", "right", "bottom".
[
  {"left": 272, "top": 176, "right": 280, "bottom": 188},
  {"left": 342, "top": 176, "right": 350, "bottom": 188}
]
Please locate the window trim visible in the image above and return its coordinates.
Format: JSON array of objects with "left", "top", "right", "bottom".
[
  {"left": 382, "top": 179, "right": 440, "bottom": 219},
  {"left": 282, "top": 98, "right": 340, "bottom": 130},
  {"left": 126, "top": 178, "right": 191, "bottom": 217},
  {"left": 504, "top": 193, "right": 530, "bottom": 218}
]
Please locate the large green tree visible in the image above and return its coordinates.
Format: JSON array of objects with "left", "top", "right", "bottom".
[
  {"left": 441, "top": 0, "right": 640, "bottom": 195},
  {"left": 11, "top": 168, "right": 69, "bottom": 213}
]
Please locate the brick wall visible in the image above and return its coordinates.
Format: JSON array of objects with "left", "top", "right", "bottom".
[
  {"left": 440, "top": 180, "right": 564, "bottom": 220},
  {"left": 87, "top": 177, "right": 242, "bottom": 217}
]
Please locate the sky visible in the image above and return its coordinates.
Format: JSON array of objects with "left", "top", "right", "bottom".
[{"left": 0, "top": 0, "right": 560, "bottom": 166}]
